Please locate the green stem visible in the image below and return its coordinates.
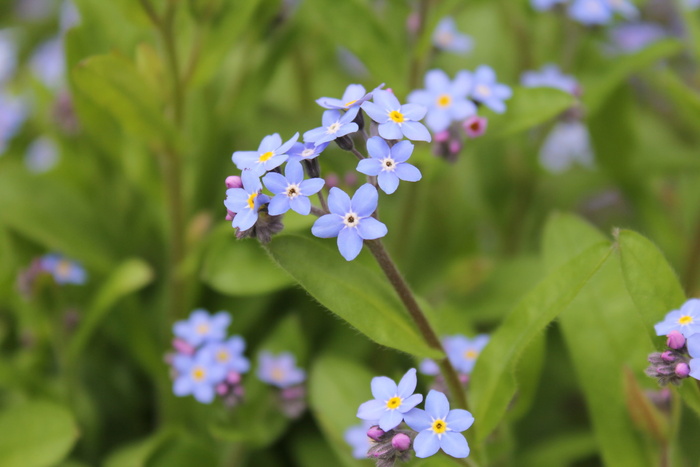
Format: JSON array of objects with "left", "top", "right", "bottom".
[{"left": 364, "top": 239, "right": 468, "bottom": 410}]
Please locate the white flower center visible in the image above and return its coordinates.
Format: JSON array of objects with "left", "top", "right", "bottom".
[
  {"left": 476, "top": 84, "right": 491, "bottom": 97},
  {"left": 343, "top": 211, "right": 360, "bottom": 228},
  {"left": 285, "top": 183, "right": 301, "bottom": 199},
  {"left": 327, "top": 122, "right": 341, "bottom": 134},
  {"left": 380, "top": 157, "right": 396, "bottom": 172},
  {"left": 301, "top": 148, "right": 315, "bottom": 158}
]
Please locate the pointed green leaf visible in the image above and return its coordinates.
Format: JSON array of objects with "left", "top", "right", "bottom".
[{"left": 486, "top": 87, "right": 575, "bottom": 137}]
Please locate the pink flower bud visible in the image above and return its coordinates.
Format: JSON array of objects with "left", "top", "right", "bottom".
[
  {"left": 391, "top": 433, "right": 411, "bottom": 451},
  {"left": 225, "top": 175, "right": 242, "bottom": 189},
  {"left": 225, "top": 209, "right": 236, "bottom": 221},
  {"left": 675, "top": 362, "right": 690, "bottom": 378},
  {"left": 172, "top": 338, "right": 195, "bottom": 355},
  {"left": 325, "top": 173, "right": 340, "bottom": 189},
  {"left": 227, "top": 371, "right": 241, "bottom": 385},
  {"left": 661, "top": 351, "right": 676, "bottom": 363},
  {"left": 367, "top": 425, "right": 385, "bottom": 441},
  {"left": 434, "top": 130, "right": 450, "bottom": 143},
  {"left": 667, "top": 331, "right": 685, "bottom": 350},
  {"left": 449, "top": 140, "right": 462, "bottom": 155},
  {"left": 216, "top": 383, "right": 229, "bottom": 395},
  {"left": 462, "top": 115, "right": 488, "bottom": 138}
]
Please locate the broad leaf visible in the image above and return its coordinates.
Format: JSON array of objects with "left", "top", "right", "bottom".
[{"left": 486, "top": 87, "right": 575, "bottom": 137}]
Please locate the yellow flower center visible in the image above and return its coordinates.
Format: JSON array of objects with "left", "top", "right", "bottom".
[
  {"left": 437, "top": 31, "right": 453, "bottom": 47},
  {"left": 217, "top": 350, "right": 229, "bottom": 362},
  {"left": 476, "top": 84, "right": 491, "bottom": 97},
  {"left": 679, "top": 315, "right": 694, "bottom": 325},
  {"left": 259, "top": 151, "right": 274, "bottom": 162},
  {"left": 56, "top": 260, "right": 72, "bottom": 278},
  {"left": 192, "top": 366, "right": 206, "bottom": 382},
  {"left": 389, "top": 110, "right": 405, "bottom": 123},
  {"left": 386, "top": 396, "right": 402, "bottom": 410},
  {"left": 196, "top": 323, "right": 209, "bottom": 335},
  {"left": 247, "top": 192, "right": 257, "bottom": 210},
  {"left": 271, "top": 367, "right": 285, "bottom": 382},
  {"left": 431, "top": 419, "right": 447, "bottom": 434},
  {"left": 464, "top": 349, "right": 479, "bottom": 360},
  {"left": 436, "top": 94, "right": 452, "bottom": 108},
  {"left": 344, "top": 99, "right": 357, "bottom": 108}
]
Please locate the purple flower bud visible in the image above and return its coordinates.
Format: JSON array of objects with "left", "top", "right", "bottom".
[
  {"left": 449, "top": 139, "right": 461, "bottom": 155},
  {"left": 325, "top": 173, "right": 340, "bottom": 189},
  {"left": 434, "top": 130, "right": 450, "bottom": 143},
  {"left": 281, "top": 386, "right": 306, "bottom": 400},
  {"left": 216, "top": 383, "right": 229, "bottom": 395},
  {"left": 661, "top": 351, "right": 676, "bottom": 363},
  {"left": 225, "top": 175, "right": 242, "bottom": 189},
  {"left": 367, "top": 425, "right": 385, "bottom": 441},
  {"left": 225, "top": 209, "right": 236, "bottom": 221},
  {"left": 675, "top": 362, "right": 690, "bottom": 378},
  {"left": 667, "top": 331, "right": 685, "bottom": 350},
  {"left": 463, "top": 115, "right": 488, "bottom": 138},
  {"left": 391, "top": 433, "right": 411, "bottom": 451},
  {"left": 172, "top": 338, "right": 195, "bottom": 355},
  {"left": 227, "top": 371, "right": 241, "bottom": 385}
]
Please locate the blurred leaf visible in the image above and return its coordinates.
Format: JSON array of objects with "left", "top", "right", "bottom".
[
  {"left": 508, "top": 333, "right": 546, "bottom": 422},
  {"left": 0, "top": 401, "right": 79, "bottom": 467},
  {"left": 146, "top": 434, "right": 217, "bottom": 467},
  {"left": 266, "top": 235, "right": 442, "bottom": 359},
  {"left": 469, "top": 240, "right": 613, "bottom": 443},
  {"left": 103, "top": 430, "right": 175, "bottom": 467},
  {"left": 486, "top": 87, "right": 576, "bottom": 137},
  {"left": 200, "top": 226, "right": 294, "bottom": 296},
  {"left": 623, "top": 367, "right": 668, "bottom": 442},
  {"left": 68, "top": 258, "right": 154, "bottom": 359},
  {"left": 520, "top": 431, "right": 598, "bottom": 467}
]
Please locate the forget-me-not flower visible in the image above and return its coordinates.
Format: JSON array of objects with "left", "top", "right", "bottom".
[
  {"left": 655, "top": 299, "right": 700, "bottom": 338},
  {"left": 312, "top": 184, "right": 387, "bottom": 261},
  {"left": 521, "top": 64, "right": 579, "bottom": 95},
  {"left": 530, "top": 0, "right": 567, "bottom": 11},
  {"left": 608, "top": 23, "right": 665, "bottom": 54},
  {"left": 445, "top": 334, "right": 489, "bottom": 375},
  {"left": 0, "top": 30, "right": 17, "bottom": 83},
  {"left": 303, "top": 109, "right": 359, "bottom": 145},
  {"left": 357, "top": 137, "right": 421, "bottom": 194},
  {"left": 40, "top": 254, "right": 87, "bottom": 285},
  {"left": 172, "top": 348, "right": 226, "bottom": 403},
  {"left": 31, "top": 37, "right": 65, "bottom": 89},
  {"left": 287, "top": 141, "right": 329, "bottom": 163},
  {"left": 263, "top": 160, "right": 325, "bottom": 216},
  {"left": 407, "top": 69, "right": 477, "bottom": 133},
  {"left": 232, "top": 132, "right": 298, "bottom": 177},
  {"left": 200, "top": 336, "right": 250, "bottom": 375},
  {"left": 257, "top": 351, "right": 306, "bottom": 388},
  {"left": 539, "top": 121, "right": 594, "bottom": 173},
  {"left": 404, "top": 390, "right": 474, "bottom": 458},
  {"left": 344, "top": 420, "right": 375, "bottom": 459},
  {"left": 362, "top": 90, "right": 431, "bottom": 142},
  {"left": 25, "top": 137, "right": 59, "bottom": 173},
  {"left": 470, "top": 66, "right": 512, "bottom": 114},
  {"left": 568, "top": 0, "right": 613, "bottom": 25},
  {"left": 173, "top": 309, "right": 232, "bottom": 347},
  {"left": 432, "top": 17, "right": 473, "bottom": 54},
  {"left": 316, "top": 84, "right": 378, "bottom": 112},
  {"left": 224, "top": 170, "right": 270, "bottom": 231},
  {"left": 0, "top": 91, "right": 27, "bottom": 154},
  {"left": 606, "top": 0, "right": 638, "bottom": 20},
  {"left": 686, "top": 334, "right": 700, "bottom": 380},
  {"left": 357, "top": 368, "right": 423, "bottom": 431}
]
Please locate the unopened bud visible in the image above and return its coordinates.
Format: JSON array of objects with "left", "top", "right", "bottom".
[
  {"left": 367, "top": 425, "right": 385, "bottom": 441},
  {"left": 462, "top": 115, "right": 488, "bottom": 138},
  {"left": 449, "top": 139, "right": 462, "bottom": 155},
  {"left": 667, "top": 331, "right": 685, "bottom": 350},
  {"left": 353, "top": 109, "right": 365, "bottom": 132},
  {"left": 216, "top": 383, "right": 229, "bottom": 395},
  {"left": 675, "top": 362, "right": 690, "bottom": 378},
  {"left": 391, "top": 433, "right": 411, "bottom": 451},
  {"left": 172, "top": 338, "right": 195, "bottom": 355},
  {"left": 227, "top": 371, "right": 241, "bottom": 385},
  {"left": 335, "top": 135, "right": 354, "bottom": 151},
  {"left": 434, "top": 130, "right": 450, "bottom": 143},
  {"left": 225, "top": 175, "right": 242, "bottom": 189},
  {"left": 661, "top": 351, "right": 676, "bottom": 363},
  {"left": 225, "top": 209, "right": 236, "bottom": 221}
]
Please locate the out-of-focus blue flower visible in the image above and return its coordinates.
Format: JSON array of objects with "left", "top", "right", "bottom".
[
  {"left": 362, "top": 90, "right": 431, "bottom": 142},
  {"left": 0, "top": 92, "right": 27, "bottom": 154},
  {"left": 232, "top": 133, "right": 298, "bottom": 177},
  {"left": 337, "top": 47, "right": 370, "bottom": 78},
  {"left": 531, "top": 0, "right": 567, "bottom": 11},
  {"left": 608, "top": 22, "right": 666, "bottom": 54},
  {"left": 303, "top": 109, "right": 359, "bottom": 145},
  {"left": 31, "top": 37, "right": 65, "bottom": 89},
  {"left": 444, "top": 334, "right": 489, "bottom": 375},
  {"left": 287, "top": 141, "right": 329, "bottom": 163},
  {"left": 173, "top": 309, "right": 232, "bottom": 347},
  {"left": 432, "top": 17, "right": 473, "bottom": 54},
  {"left": 685, "top": 0, "right": 700, "bottom": 10},
  {"left": 257, "top": 351, "right": 306, "bottom": 388},
  {"left": 316, "top": 84, "right": 378, "bottom": 112},
  {"left": 539, "top": 121, "right": 594, "bottom": 173},
  {"left": 60, "top": 0, "right": 81, "bottom": 32},
  {"left": 407, "top": 69, "right": 476, "bottom": 133},
  {"left": 25, "top": 137, "right": 59, "bottom": 173},
  {"left": 404, "top": 390, "right": 474, "bottom": 458},
  {"left": 419, "top": 358, "right": 440, "bottom": 376},
  {"left": 655, "top": 299, "right": 700, "bottom": 338},
  {"left": 344, "top": 420, "right": 375, "bottom": 459},
  {"left": 687, "top": 334, "right": 700, "bottom": 379},
  {"left": 263, "top": 160, "right": 325, "bottom": 216},
  {"left": 568, "top": 0, "right": 613, "bottom": 25},
  {"left": 0, "top": 30, "right": 17, "bottom": 83},
  {"left": 521, "top": 64, "right": 579, "bottom": 95},
  {"left": 311, "top": 184, "right": 387, "bottom": 261},
  {"left": 470, "top": 66, "right": 512, "bottom": 114},
  {"left": 200, "top": 336, "right": 250, "bottom": 374},
  {"left": 357, "top": 368, "right": 423, "bottom": 431},
  {"left": 606, "top": 0, "right": 638, "bottom": 20},
  {"left": 172, "top": 348, "right": 226, "bottom": 403},
  {"left": 357, "top": 137, "right": 421, "bottom": 195},
  {"left": 224, "top": 170, "right": 270, "bottom": 231},
  {"left": 40, "top": 254, "right": 87, "bottom": 285}
]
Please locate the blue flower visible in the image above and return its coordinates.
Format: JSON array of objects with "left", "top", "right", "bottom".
[
  {"left": 263, "top": 160, "right": 325, "bottom": 215},
  {"left": 200, "top": 336, "right": 250, "bottom": 374},
  {"left": 311, "top": 184, "right": 387, "bottom": 261},
  {"left": 357, "top": 368, "right": 423, "bottom": 431},
  {"left": 287, "top": 141, "right": 329, "bottom": 163},
  {"left": 520, "top": 64, "right": 579, "bottom": 95},
  {"left": 608, "top": 23, "right": 665, "bottom": 54},
  {"left": 30, "top": 37, "right": 65, "bottom": 89},
  {"left": 362, "top": 90, "right": 431, "bottom": 142},
  {"left": 432, "top": 17, "right": 473, "bottom": 54},
  {"left": 404, "top": 390, "right": 474, "bottom": 458},
  {"left": 686, "top": 0, "right": 700, "bottom": 10},
  {"left": 316, "top": 84, "right": 378, "bottom": 112},
  {"left": 407, "top": 69, "right": 477, "bottom": 133},
  {"left": 655, "top": 299, "right": 700, "bottom": 338},
  {"left": 470, "top": 66, "right": 512, "bottom": 114},
  {"left": 25, "top": 137, "right": 59, "bottom": 173},
  {"left": 232, "top": 132, "right": 298, "bottom": 177},
  {"left": 445, "top": 334, "right": 489, "bottom": 375},
  {"left": 687, "top": 334, "right": 700, "bottom": 380},
  {"left": 0, "top": 91, "right": 27, "bottom": 154},
  {"left": 40, "top": 254, "right": 87, "bottom": 285},
  {"left": 173, "top": 309, "right": 232, "bottom": 347},
  {"left": 357, "top": 137, "right": 421, "bottom": 194},
  {"left": 419, "top": 358, "right": 440, "bottom": 376},
  {"left": 257, "top": 351, "right": 306, "bottom": 388},
  {"left": 606, "top": 0, "right": 638, "bottom": 20},
  {"left": 172, "top": 348, "right": 226, "bottom": 403},
  {"left": 344, "top": 420, "right": 375, "bottom": 459},
  {"left": 224, "top": 170, "right": 270, "bottom": 231},
  {"left": 531, "top": 0, "right": 567, "bottom": 11},
  {"left": 0, "top": 29, "right": 17, "bottom": 83},
  {"left": 539, "top": 121, "right": 594, "bottom": 173},
  {"left": 568, "top": 0, "right": 613, "bottom": 25},
  {"left": 303, "top": 109, "right": 359, "bottom": 145}
]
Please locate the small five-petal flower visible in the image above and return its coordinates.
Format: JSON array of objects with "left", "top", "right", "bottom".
[
  {"left": 232, "top": 132, "right": 298, "bottom": 177},
  {"left": 470, "top": 66, "right": 512, "bottom": 114},
  {"left": 224, "top": 170, "right": 270, "bottom": 232},
  {"left": 303, "top": 109, "right": 359, "bottom": 145},
  {"left": 357, "top": 368, "right": 424, "bottom": 431},
  {"left": 263, "top": 160, "right": 325, "bottom": 216},
  {"left": 357, "top": 137, "right": 422, "bottom": 194},
  {"left": 362, "top": 90, "right": 431, "bottom": 142},
  {"left": 655, "top": 299, "right": 700, "bottom": 338}
]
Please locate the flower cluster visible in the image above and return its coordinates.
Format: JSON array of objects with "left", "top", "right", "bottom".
[
  {"left": 257, "top": 351, "right": 307, "bottom": 418},
  {"left": 347, "top": 368, "right": 474, "bottom": 464},
  {"left": 169, "top": 309, "right": 250, "bottom": 404},
  {"left": 531, "top": 0, "right": 638, "bottom": 25},
  {"left": 17, "top": 253, "right": 87, "bottom": 296},
  {"left": 648, "top": 299, "right": 700, "bottom": 385},
  {"left": 418, "top": 334, "right": 489, "bottom": 391},
  {"left": 431, "top": 17, "right": 473, "bottom": 55}
]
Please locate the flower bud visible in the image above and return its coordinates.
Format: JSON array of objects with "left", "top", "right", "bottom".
[
  {"left": 667, "top": 331, "right": 685, "bottom": 350},
  {"left": 335, "top": 135, "right": 354, "bottom": 151},
  {"left": 225, "top": 209, "right": 236, "bottom": 221},
  {"left": 661, "top": 351, "right": 677, "bottom": 363},
  {"left": 434, "top": 130, "right": 450, "bottom": 143},
  {"left": 227, "top": 371, "right": 241, "bottom": 385},
  {"left": 391, "top": 433, "right": 411, "bottom": 451},
  {"left": 367, "top": 425, "right": 385, "bottom": 441},
  {"left": 463, "top": 115, "right": 488, "bottom": 138},
  {"left": 216, "top": 383, "right": 229, "bottom": 395},
  {"left": 172, "top": 338, "right": 195, "bottom": 355},
  {"left": 675, "top": 362, "right": 690, "bottom": 378}
]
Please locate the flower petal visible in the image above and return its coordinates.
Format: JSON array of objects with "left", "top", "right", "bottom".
[
  {"left": 451, "top": 70, "right": 473, "bottom": 97},
  {"left": 267, "top": 195, "right": 290, "bottom": 216},
  {"left": 351, "top": 184, "right": 379, "bottom": 217},
  {"left": 193, "top": 384, "right": 215, "bottom": 404},
  {"left": 440, "top": 432, "right": 470, "bottom": 458},
  {"left": 407, "top": 89, "right": 433, "bottom": 107},
  {"left": 277, "top": 132, "right": 299, "bottom": 155},
  {"left": 258, "top": 133, "right": 282, "bottom": 152},
  {"left": 338, "top": 227, "right": 364, "bottom": 261},
  {"left": 403, "top": 408, "right": 432, "bottom": 432},
  {"left": 173, "top": 376, "right": 193, "bottom": 396},
  {"left": 413, "top": 430, "right": 441, "bottom": 458},
  {"left": 357, "top": 158, "right": 382, "bottom": 176},
  {"left": 379, "top": 409, "right": 404, "bottom": 431},
  {"left": 327, "top": 186, "right": 352, "bottom": 215},
  {"left": 232, "top": 208, "right": 258, "bottom": 231},
  {"left": 378, "top": 121, "right": 403, "bottom": 140},
  {"left": 425, "top": 109, "right": 451, "bottom": 132},
  {"left": 373, "top": 89, "right": 400, "bottom": 111},
  {"left": 401, "top": 103, "right": 427, "bottom": 121},
  {"left": 397, "top": 368, "right": 418, "bottom": 398},
  {"left": 311, "top": 214, "right": 343, "bottom": 238},
  {"left": 303, "top": 126, "right": 330, "bottom": 144},
  {"left": 262, "top": 172, "right": 288, "bottom": 194},
  {"left": 299, "top": 178, "right": 325, "bottom": 196},
  {"left": 395, "top": 163, "right": 422, "bottom": 182},
  {"left": 289, "top": 195, "right": 311, "bottom": 215},
  {"left": 450, "top": 99, "right": 477, "bottom": 120},
  {"left": 445, "top": 409, "right": 475, "bottom": 432},
  {"left": 361, "top": 101, "right": 389, "bottom": 123},
  {"left": 366, "top": 136, "right": 390, "bottom": 160},
  {"left": 398, "top": 393, "right": 423, "bottom": 413},
  {"left": 425, "top": 390, "right": 450, "bottom": 419},
  {"left": 321, "top": 109, "right": 341, "bottom": 127},
  {"left": 378, "top": 171, "right": 400, "bottom": 194},
  {"left": 357, "top": 399, "right": 387, "bottom": 421},
  {"left": 342, "top": 84, "right": 366, "bottom": 103},
  {"left": 284, "top": 159, "right": 304, "bottom": 183},
  {"left": 425, "top": 69, "right": 450, "bottom": 92},
  {"left": 357, "top": 217, "right": 388, "bottom": 240},
  {"left": 371, "top": 375, "right": 397, "bottom": 400},
  {"left": 391, "top": 140, "right": 414, "bottom": 163}
]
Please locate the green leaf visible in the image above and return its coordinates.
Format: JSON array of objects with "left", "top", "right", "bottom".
[
  {"left": 485, "top": 87, "right": 576, "bottom": 137},
  {"left": 200, "top": 226, "right": 294, "bottom": 296},
  {"left": 103, "top": 430, "right": 175, "bottom": 467},
  {"left": 520, "top": 431, "right": 598, "bottom": 467},
  {"left": 68, "top": 258, "right": 154, "bottom": 359},
  {"left": 265, "top": 235, "right": 442, "bottom": 359},
  {"left": 469, "top": 241, "right": 613, "bottom": 443},
  {"left": 0, "top": 401, "right": 79, "bottom": 467},
  {"left": 616, "top": 229, "right": 685, "bottom": 343}
]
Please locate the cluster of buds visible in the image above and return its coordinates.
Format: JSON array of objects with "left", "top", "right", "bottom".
[
  {"left": 646, "top": 331, "right": 691, "bottom": 385},
  {"left": 366, "top": 425, "right": 414, "bottom": 467}
]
